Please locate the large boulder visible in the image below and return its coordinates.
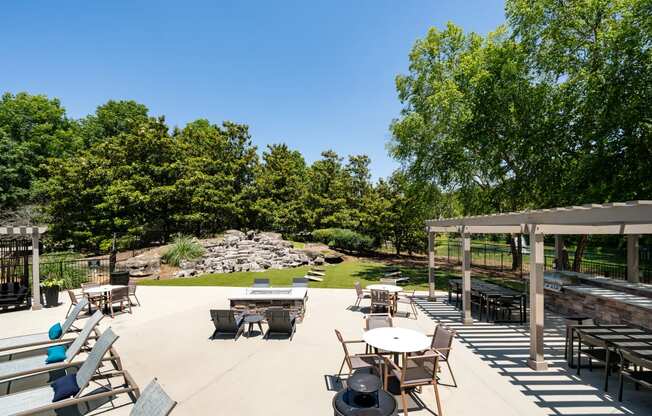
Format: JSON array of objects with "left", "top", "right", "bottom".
[{"left": 124, "top": 252, "right": 161, "bottom": 277}]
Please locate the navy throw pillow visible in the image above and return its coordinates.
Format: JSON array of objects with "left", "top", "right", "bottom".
[
  {"left": 48, "top": 323, "right": 63, "bottom": 340},
  {"left": 46, "top": 345, "right": 67, "bottom": 363},
  {"left": 51, "top": 373, "right": 80, "bottom": 402}
]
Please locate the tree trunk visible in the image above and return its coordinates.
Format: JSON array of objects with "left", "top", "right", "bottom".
[
  {"left": 508, "top": 234, "right": 521, "bottom": 271},
  {"left": 572, "top": 235, "right": 589, "bottom": 272}
]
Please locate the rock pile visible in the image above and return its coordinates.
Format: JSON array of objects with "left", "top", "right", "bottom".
[{"left": 175, "top": 230, "right": 318, "bottom": 277}]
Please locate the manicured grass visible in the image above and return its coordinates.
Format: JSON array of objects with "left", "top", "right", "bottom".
[{"left": 138, "top": 259, "right": 457, "bottom": 290}]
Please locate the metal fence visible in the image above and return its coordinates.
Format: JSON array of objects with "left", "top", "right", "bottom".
[
  {"left": 34, "top": 256, "right": 112, "bottom": 287},
  {"left": 438, "top": 239, "right": 652, "bottom": 283}
]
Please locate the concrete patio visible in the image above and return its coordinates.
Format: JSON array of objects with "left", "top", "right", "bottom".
[{"left": 1, "top": 286, "right": 650, "bottom": 415}]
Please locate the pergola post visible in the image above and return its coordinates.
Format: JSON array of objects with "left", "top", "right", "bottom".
[
  {"left": 428, "top": 231, "right": 436, "bottom": 300},
  {"left": 31, "top": 228, "right": 42, "bottom": 310},
  {"left": 627, "top": 235, "right": 640, "bottom": 283},
  {"left": 461, "top": 232, "right": 473, "bottom": 325},
  {"left": 528, "top": 226, "right": 547, "bottom": 371}
]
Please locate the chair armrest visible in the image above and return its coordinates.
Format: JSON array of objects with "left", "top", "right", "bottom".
[{"left": 343, "top": 340, "right": 366, "bottom": 344}]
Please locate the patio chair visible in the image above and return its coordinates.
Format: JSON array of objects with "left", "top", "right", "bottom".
[
  {"left": 396, "top": 290, "right": 419, "bottom": 319},
  {"left": 383, "top": 352, "right": 443, "bottom": 416},
  {"left": 130, "top": 378, "right": 177, "bottom": 416},
  {"left": 370, "top": 289, "right": 392, "bottom": 314},
  {"left": 252, "top": 278, "right": 270, "bottom": 288},
  {"left": 0, "top": 328, "right": 139, "bottom": 416},
  {"left": 364, "top": 313, "right": 393, "bottom": 354},
  {"left": 0, "top": 311, "right": 104, "bottom": 382},
  {"left": 82, "top": 282, "right": 105, "bottom": 312},
  {"left": 354, "top": 282, "right": 370, "bottom": 308},
  {"left": 364, "top": 313, "right": 393, "bottom": 331},
  {"left": 334, "top": 329, "right": 383, "bottom": 379},
  {"left": 0, "top": 298, "right": 89, "bottom": 353},
  {"left": 427, "top": 324, "right": 457, "bottom": 387},
  {"left": 128, "top": 280, "right": 141, "bottom": 306},
  {"left": 108, "top": 287, "right": 132, "bottom": 318},
  {"left": 292, "top": 277, "right": 309, "bottom": 287},
  {"left": 265, "top": 307, "right": 297, "bottom": 341},
  {"left": 65, "top": 289, "right": 85, "bottom": 317},
  {"left": 618, "top": 349, "right": 652, "bottom": 402},
  {"left": 210, "top": 309, "right": 245, "bottom": 340}
]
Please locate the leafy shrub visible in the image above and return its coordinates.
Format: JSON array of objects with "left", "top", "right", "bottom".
[
  {"left": 311, "top": 228, "right": 377, "bottom": 253},
  {"left": 162, "top": 234, "right": 205, "bottom": 267}
]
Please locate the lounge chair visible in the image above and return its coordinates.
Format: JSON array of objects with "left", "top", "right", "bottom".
[
  {"left": 252, "top": 278, "right": 270, "bottom": 288},
  {"left": 210, "top": 309, "right": 245, "bottom": 340},
  {"left": 130, "top": 378, "right": 177, "bottom": 416},
  {"left": 292, "top": 278, "right": 309, "bottom": 288},
  {"left": 0, "top": 310, "right": 105, "bottom": 382},
  {"left": 0, "top": 328, "right": 139, "bottom": 416},
  {"left": 65, "top": 289, "right": 85, "bottom": 317},
  {"left": 265, "top": 307, "right": 296, "bottom": 340},
  {"left": 0, "top": 298, "right": 89, "bottom": 353}
]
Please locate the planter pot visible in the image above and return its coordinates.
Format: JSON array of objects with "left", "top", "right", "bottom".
[{"left": 44, "top": 286, "right": 60, "bottom": 308}]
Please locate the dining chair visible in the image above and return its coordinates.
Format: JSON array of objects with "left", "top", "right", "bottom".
[
  {"left": 81, "top": 282, "right": 104, "bottom": 312},
  {"left": 334, "top": 329, "right": 382, "bottom": 379},
  {"left": 370, "top": 289, "right": 392, "bottom": 314},
  {"left": 383, "top": 352, "right": 443, "bottom": 416},
  {"left": 107, "top": 287, "right": 132, "bottom": 318},
  {"left": 428, "top": 325, "right": 457, "bottom": 387},
  {"left": 364, "top": 313, "right": 393, "bottom": 354},
  {"left": 396, "top": 290, "right": 419, "bottom": 319},
  {"left": 128, "top": 280, "right": 141, "bottom": 306},
  {"left": 354, "top": 282, "right": 370, "bottom": 308},
  {"left": 65, "top": 289, "right": 84, "bottom": 317}
]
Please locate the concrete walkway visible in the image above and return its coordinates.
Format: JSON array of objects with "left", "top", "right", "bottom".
[{"left": 0, "top": 287, "right": 648, "bottom": 415}]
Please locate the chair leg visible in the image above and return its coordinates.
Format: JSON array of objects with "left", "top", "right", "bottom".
[
  {"left": 446, "top": 360, "right": 458, "bottom": 388},
  {"left": 400, "top": 390, "right": 409, "bottom": 416},
  {"left": 433, "top": 382, "right": 443, "bottom": 416}
]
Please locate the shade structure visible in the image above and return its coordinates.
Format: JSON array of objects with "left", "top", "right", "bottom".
[
  {"left": 424, "top": 201, "right": 652, "bottom": 371},
  {"left": 0, "top": 226, "right": 48, "bottom": 310}
]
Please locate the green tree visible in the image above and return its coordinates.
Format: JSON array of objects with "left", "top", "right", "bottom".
[
  {"left": 78, "top": 100, "right": 150, "bottom": 146},
  {"left": 0, "top": 92, "right": 79, "bottom": 209},
  {"left": 246, "top": 143, "right": 309, "bottom": 235}
]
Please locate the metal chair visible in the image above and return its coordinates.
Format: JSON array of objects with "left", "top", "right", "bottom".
[
  {"left": 354, "top": 282, "right": 370, "bottom": 308},
  {"left": 334, "top": 329, "right": 382, "bottom": 379},
  {"left": 130, "top": 378, "right": 177, "bottom": 416},
  {"left": 383, "top": 352, "right": 443, "bottom": 416},
  {"left": 128, "top": 280, "right": 141, "bottom": 306},
  {"left": 396, "top": 290, "right": 419, "bottom": 318},
  {"left": 428, "top": 325, "right": 457, "bottom": 387},
  {"left": 108, "top": 287, "right": 132, "bottom": 318},
  {"left": 65, "top": 289, "right": 84, "bottom": 317},
  {"left": 370, "top": 289, "right": 392, "bottom": 314}
]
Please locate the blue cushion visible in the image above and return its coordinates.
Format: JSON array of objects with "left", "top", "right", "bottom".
[
  {"left": 51, "top": 373, "right": 79, "bottom": 402},
  {"left": 46, "top": 345, "right": 67, "bottom": 363},
  {"left": 48, "top": 323, "right": 63, "bottom": 340}
]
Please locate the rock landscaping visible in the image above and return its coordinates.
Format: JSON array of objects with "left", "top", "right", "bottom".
[{"left": 175, "top": 230, "right": 319, "bottom": 277}]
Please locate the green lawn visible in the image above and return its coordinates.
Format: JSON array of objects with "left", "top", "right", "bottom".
[{"left": 138, "top": 259, "right": 457, "bottom": 290}]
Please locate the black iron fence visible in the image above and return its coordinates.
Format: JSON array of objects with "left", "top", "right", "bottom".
[
  {"left": 438, "top": 239, "right": 651, "bottom": 283},
  {"left": 33, "top": 256, "right": 112, "bottom": 288}
]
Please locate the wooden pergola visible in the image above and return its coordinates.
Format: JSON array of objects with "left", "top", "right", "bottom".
[
  {"left": 0, "top": 226, "right": 48, "bottom": 310},
  {"left": 425, "top": 201, "right": 652, "bottom": 371}
]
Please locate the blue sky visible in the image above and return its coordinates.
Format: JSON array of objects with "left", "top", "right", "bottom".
[{"left": 2, "top": 1, "right": 505, "bottom": 179}]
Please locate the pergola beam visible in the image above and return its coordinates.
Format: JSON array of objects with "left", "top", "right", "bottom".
[{"left": 534, "top": 224, "right": 652, "bottom": 235}]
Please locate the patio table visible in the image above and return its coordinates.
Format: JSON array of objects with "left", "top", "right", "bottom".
[
  {"left": 363, "top": 327, "right": 430, "bottom": 356},
  {"left": 573, "top": 324, "right": 652, "bottom": 391},
  {"left": 367, "top": 284, "right": 402, "bottom": 293},
  {"left": 448, "top": 279, "right": 525, "bottom": 323},
  {"left": 83, "top": 285, "right": 126, "bottom": 314}
]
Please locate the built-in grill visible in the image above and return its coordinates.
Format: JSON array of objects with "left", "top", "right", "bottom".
[
  {"left": 333, "top": 373, "right": 397, "bottom": 416},
  {"left": 543, "top": 271, "right": 579, "bottom": 292}
]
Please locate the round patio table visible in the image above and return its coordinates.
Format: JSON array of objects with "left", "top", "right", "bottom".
[
  {"left": 366, "top": 284, "right": 402, "bottom": 293},
  {"left": 363, "top": 327, "right": 431, "bottom": 354},
  {"left": 83, "top": 285, "right": 126, "bottom": 314}
]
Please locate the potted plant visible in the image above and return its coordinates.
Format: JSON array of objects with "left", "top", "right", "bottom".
[{"left": 41, "top": 277, "right": 65, "bottom": 308}]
